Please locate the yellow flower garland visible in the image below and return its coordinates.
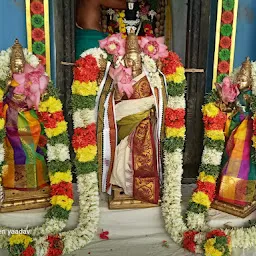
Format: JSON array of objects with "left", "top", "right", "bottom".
[
  {"left": 72, "top": 80, "right": 98, "bottom": 96},
  {"left": 202, "top": 103, "right": 220, "bottom": 118},
  {"left": 9, "top": 234, "right": 32, "bottom": 248},
  {"left": 0, "top": 118, "right": 5, "bottom": 130},
  {"left": 166, "top": 67, "right": 186, "bottom": 84},
  {"left": 51, "top": 195, "right": 74, "bottom": 211},
  {"left": 166, "top": 127, "right": 186, "bottom": 138},
  {"left": 0, "top": 89, "right": 4, "bottom": 101},
  {"left": 39, "top": 96, "right": 63, "bottom": 113},
  {"left": 192, "top": 191, "right": 211, "bottom": 208},
  {"left": 75, "top": 145, "right": 97, "bottom": 162},
  {"left": 205, "top": 130, "right": 225, "bottom": 141},
  {"left": 49, "top": 170, "right": 72, "bottom": 184},
  {"left": 45, "top": 121, "right": 68, "bottom": 138},
  {"left": 204, "top": 238, "right": 223, "bottom": 256},
  {"left": 198, "top": 171, "right": 216, "bottom": 184},
  {"left": 118, "top": 10, "right": 126, "bottom": 36}
]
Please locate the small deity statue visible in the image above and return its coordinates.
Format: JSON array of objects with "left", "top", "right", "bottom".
[
  {"left": 100, "top": 31, "right": 164, "bottom": 206},
  {"left": 2, "top": 40, "right": 49, "bottom": 191},
  {"left": 215, "top": 57, "right": 256, "bottom": 207}
]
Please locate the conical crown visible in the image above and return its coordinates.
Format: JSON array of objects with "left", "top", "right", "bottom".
[
  {"left": 10, "top": 39, "right": 25, "bottom": 73},
  {"left": 125, "top": 30, "right": 140, "bottom": 54},
  {"left": 237, "top": 57, "right": 252, "bottom": 89}
]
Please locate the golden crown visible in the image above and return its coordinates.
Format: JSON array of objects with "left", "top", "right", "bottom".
[
  {"left": 10, "top": 39, "right": 25, "bottom": 73},
  {"left": 236, "top": 57, "right": 252, "bottom": 88},
  {"left": 125, "top": 30, "right": 140, "bottom": 54}
]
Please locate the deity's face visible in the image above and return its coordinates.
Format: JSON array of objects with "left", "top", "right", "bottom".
[
  {"left": 124, "top": 52, "right": 142, "bottom": 78},
  {"left": 237, "top": 72, "right": 251, "bottom": 91},
  {"left": 11, "top": 59, "right": 24, "bottom": 74}
]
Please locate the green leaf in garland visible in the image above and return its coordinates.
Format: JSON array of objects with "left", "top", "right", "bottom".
[
  {"left": 223, "top": 0, "right": 235, "bottom": 11},
  {"left": 250, "top": 95, "right": 256, "bottom": 113},
  {"left": 8, "top": 243, "right": 26, "bottom": 256},
  {"left": 167, "top": 80, "right": 186, "bottom": 97},
  {"left": 32, "top": 41, "right": 45, "bottom": 55},
  {"left": 220, "top": 24, "right": 232, "bottom": 37},
  {"left": 199, "top": 164, "right": 221, "bottom": 179},
  {"left": 107, "top": 54, "right": 113, "bottom": 63},
  {"left": 71, "top": 95, "right": 96, "bottom": 112},
  {"left": 219, "top": 49, "right": 231, "bottom": 61},
  {"left": 45, "top": 205, "right": 70, "bottom": 220},
  {"left": 205, "top": 89, "right": 220, "bottom": 104},
  {"left": 48, "top": 160, "right": 72, "bottom": 174},
  {"left": 187, "top": 203, "right": 208, "bottom": 214},
  {"left": 45, "top": 81, "right": 60, "bottom": 99},
  {"left": 31, "top": 14, "right": 44, "bottom": 28},
  {"left": 217, "top": 73, "right": 227, "bottom": 83},
  {"left": 48, "top": 133, "right": 70, "bottom": 146},
  {"left": 0, "top": 129, "right": 6, "bottom": 141},
  {"left": 204, "top": 137, "right": 225, "bottom": 151},
  {"left": 0, "top": 80, "right": 7, "bottom": 92},
  {"left": 74, "top": 159, "right": 98, "bottom": 175},
  {"left": 163, "top": 137, "right": 184, "bottom": 152}
]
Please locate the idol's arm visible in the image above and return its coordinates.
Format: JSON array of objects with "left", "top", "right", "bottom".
[{"left": 100, "top": 0, "right": 127, "bottom": 9}]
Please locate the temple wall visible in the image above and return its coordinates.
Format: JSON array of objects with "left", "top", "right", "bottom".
[
  {"left": 234, "top": 0, "right": 256, "bottom": 67},
  {"left": 171, "top": 0, "right": 187, "bottom": 64},
  {"left": 0, "top": 0, "right": 27, "bottom": 49}
]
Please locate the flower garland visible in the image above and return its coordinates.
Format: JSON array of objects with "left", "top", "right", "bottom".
[
  {"left": 180, "top": 61, "right": 256, "bottom": 255},
  {"left": 186, "top": 96, "right": 226, "bottom": 230},
  {"left": 159, "top": 49, "right": 233, "bottom": 256},
  {"left": 117, "top": 10, "right": 126, "bottom": 38},
  {"left": 161, "top": 51, "right": 188, "bottom": 244},
  {"left": 71, "top": 54, "right": 100, "bottom": 175},
  {"left": 8, "top": 234, "right": 35, "bottom": 256},
  {"left": 203, "top": 230, "right": 231, "bottom": 256},
  {"left": 0, "top": 49, "right": 73, "bottom": 245}
]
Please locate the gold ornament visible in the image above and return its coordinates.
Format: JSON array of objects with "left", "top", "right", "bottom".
[
  {"left": 236, "top": 57, "right": 252, "bottom": 91},
  {"left": 10, "top": 39, "right": 25, "bottom": 74},
  {"left": 124, "top": 30, "right": 142, "bottom": 78}
]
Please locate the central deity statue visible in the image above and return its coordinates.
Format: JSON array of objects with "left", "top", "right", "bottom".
[{"left": 99, "top": 32, "right": 164, "bottom": 206}]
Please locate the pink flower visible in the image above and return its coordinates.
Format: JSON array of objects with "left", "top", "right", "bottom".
[
  {"left": 109, "top": 64, "right": 135, "bottom": 98},
  {"left": 99, "top": 34, "right": 125, "bottom": 56},
  {"left": 13, "top": 63, "right": 48, "bottom": 109},
  {"left": 139, "top": 36, "right": 168, "bottom": 60},
  {"left": 217, "top": 77, "right": 239, "bottom": 104}
]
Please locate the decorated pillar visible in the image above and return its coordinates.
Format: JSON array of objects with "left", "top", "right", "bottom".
[
  {"left": 212, "top": 0, "right": 239, "bottom": 87},
  {"left": 25, "top": 0, "right": 51, "bottom": 77}
]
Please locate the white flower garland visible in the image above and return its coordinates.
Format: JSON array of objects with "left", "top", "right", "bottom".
[
  {"left": 141, "top": 53, "right": 162, "bottom": 89},
  {"left": 80, "top": 47, "right": 107, "bottom": 66}
]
